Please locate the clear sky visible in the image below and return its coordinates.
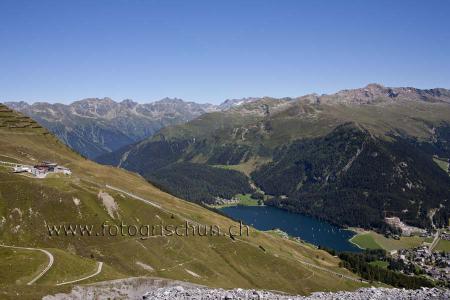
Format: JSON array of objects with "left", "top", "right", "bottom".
[{"left": 1, "top": 0, "right": 449, "bottom": 104}]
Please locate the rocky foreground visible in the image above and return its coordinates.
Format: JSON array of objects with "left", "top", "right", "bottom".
[
  {"left": 142, "top": 286, "right": 450, "bottom": 300},
  {"left": 44, "top": 277, "right": 450, "bottom": 300}
]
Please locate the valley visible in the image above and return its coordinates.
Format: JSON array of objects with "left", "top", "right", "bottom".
[
  {"left": 6, "top": 98, "right": 219, "bottom": 160},
  {"left": 2, "top": 85, "right": 450, "bottom": 298},
  {"left": 3, "top": 1, "right": 450, "bottom": 297},
  {"left": 0, "top": 103, "right": 367, "bottom": 299},
  {"left": 99, "top": 84, "right": 450, "bottom": 232}
]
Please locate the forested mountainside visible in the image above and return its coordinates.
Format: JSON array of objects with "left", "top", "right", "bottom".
[
  {"left": 5, "top": 98, "right": 218, "bottom": 160},
  {"left": 0, "top": 103, "right": 364, "bottom": 298},
  {"left": 252, "top": 123, "right": 450, "bottom": 229},
  {"left": 99, "top": 84, "right": 450, "bottom": 230}
]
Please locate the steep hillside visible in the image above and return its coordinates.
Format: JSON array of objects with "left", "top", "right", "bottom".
[
  {"left": 0, "top": 104, "right": 365, "bottom": 299},
  {"left": 252, "top": 124, "right": 450, "bottom": 229},
  {"left": 100, "top": 84, "right": 450, "bottom": 230},
  {"left": 5, "top": 98, "right": 218, "bottom": 160}
]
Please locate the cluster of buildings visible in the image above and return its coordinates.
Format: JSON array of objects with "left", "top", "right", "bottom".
[
  {"left": 384, "top": 216, "right": 427, "bottom": 237},
  {"left": 13, "top": 161, "right": 71, "bottom": 178},
  {"left": 441, "top": 232, "right": 450, "bottom": 241},
  {"left": 382, "top": 215, "right": 450, "bottom": 282},
  {"left": 212, "top": 196, "right": 240, "bottom": 206},
  {"left": 394, "top": 246, "right": 450, "bottom": 282}
]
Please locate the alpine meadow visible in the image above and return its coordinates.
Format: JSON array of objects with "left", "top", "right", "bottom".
[{"left": 1, "top": 1, "right": 450, "bottom": 299}]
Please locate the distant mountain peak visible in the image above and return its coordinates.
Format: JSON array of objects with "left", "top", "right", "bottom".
[
  {"left": 4, "top": 97, "right": 221, "bottom": 159},
  {"left": 219, "top": 97, "right": 262, "bottom": 109},
  {"left": 121, "top": 98, "right": 137, "bottom": 104},
  {"left": 319, "top": 84, "right": 450, "bottom": 105},
  {"left": 364, "top": 83, "right": 386, "bottom": 90},
  {"left": 154, "top": 97, "right": 191, "bottom": 105},
  {"left": 74, "top": 97, "right": 114, "bottom": 104}
]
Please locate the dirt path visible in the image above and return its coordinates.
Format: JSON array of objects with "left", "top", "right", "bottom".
[
  {"left": 105, "top": 184, "right": 201, "bottom": 228},
  {"left": 106, "top": 185, "right": 366, "bottom": 284},
  {"left": 105, "top": 184, "right": 161, "bottom": 209},
  {"left": 56, "top": 262, "right": 103, "bottom": 286},
  {"left": 233, "top": 236, "right": 366, "bottom": 283},
  {"left": 0, "top": 160, "right": 25, "bottom": 166},
  {"left": 0, "top": 244, "right": 54, "bottom": 285},
  {"left": 295, "top": 258, "right": 367, "bottom": 283},
  {"left": 429, "top": 230, "right": 440, "bottom": 252}
]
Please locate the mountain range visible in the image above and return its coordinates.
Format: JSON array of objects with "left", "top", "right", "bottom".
[
  {"left": 5, "top": 98, "right": 219, "bottom": 160},
  {"left": 98, "top": 84, "right": 450, "bottom": 230},
  {"left": 5, "top": 95, "right": 300, "bottom": 162},
  {"left": 2, "top": 84, "right": 449, "bottom": 297},
  {"left": 5, "top": 84, "right": 450, "bottom": 231},
  {"left": 0, "top": 103, "right": 364, "bottom": 298}
]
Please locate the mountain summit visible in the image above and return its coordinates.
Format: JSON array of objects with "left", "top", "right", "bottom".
[
  {"left": 0, "top": 103, "right": 365, "bottom": 297},
  {"left": 99, "top": 85, "right": 450, "bottom": 230},
  {"left": 5, "top": 98, "right": 220, "bottom": 159}
]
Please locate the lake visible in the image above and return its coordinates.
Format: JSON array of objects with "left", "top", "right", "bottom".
[{"left": 221, "top": 205, "right": 361, "bottom": 252}]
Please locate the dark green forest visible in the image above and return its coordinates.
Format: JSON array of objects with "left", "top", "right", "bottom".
[
  {"left": 147, "top": 162, "right": 252, "bottom": 204},
  {"left": 252, "top": 124, "right": 450, "bottom": 229},
  {"left": 331, "top": 249, "right": 437, "bottom": 289},
  {"left": 99, "top": 122, "right": 450, "bottom": 230}
]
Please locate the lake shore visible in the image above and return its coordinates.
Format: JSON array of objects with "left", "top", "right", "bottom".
[
  {"left": 207, "top": 193, "right": 264, "bottom": 208},
  {"left": 347, "top": 229, "right": 428, "bottom": 251},
  {"left": 220, "top": 205, "right": 361, "bottom": 252}
]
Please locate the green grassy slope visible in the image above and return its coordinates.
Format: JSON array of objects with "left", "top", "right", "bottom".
[
  {"left": 98, "top": 96, "right": 450, "bottom": 230},
  {"left": 433, "top": 157, "right": 449, "bottom": 174},
  {"left": 435, "top": 240, "right": 450, "bottom": 252},
  {"left": 350, "top": 231, "right": 425, "bottom": 251},
  {"left": 0, "top": 247, "right": 49, "bottom": 285},
  {"left": 0, "top": 104, "right": 366, "bottom": 298}
]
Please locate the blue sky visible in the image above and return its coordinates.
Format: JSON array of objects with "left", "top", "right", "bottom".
[{"left": 1, "top": 0, "right": 449, "bottom": 104}]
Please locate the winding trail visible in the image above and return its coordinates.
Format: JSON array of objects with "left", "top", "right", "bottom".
[
  {"left": 106, "top": 185, "right": 367, "bottom": 284},
  {"left": 56, "top": 262, "right": 103, "bottom": 286},
  {"left": 232, "top": 235, "right": 367, "bottom": 283},
  {"left": 295, "top": 258, "right": 367, "bottom": 283},
  {"left": 0, "top": 160, "right": 26, "bottom": 167},
  {"left": 105, "top": 184, "right": 201, "bottom": 228},
  {"left": 0, "top": 244, "right": 54, "bottom": 285},
  {"left": 105, "top": 185, "right": 161, "bottom": 209}
]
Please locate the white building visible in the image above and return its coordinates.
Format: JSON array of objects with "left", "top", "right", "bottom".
[
  {"left": 55, "top": 166, "right": 72, "bottom": 175},
  {"left": 11, "top": 161, "right": 72, "bottom": 177},
  {"left": 13, "top": 165, "right": 31, "bottom": 173}
]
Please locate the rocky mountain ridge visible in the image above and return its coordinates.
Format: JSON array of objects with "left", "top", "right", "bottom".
[
  {"left": 313, "top": 83, "right": 450, "bottom": 105},
  {"left": 0, "top": 103, "right": 364, "bottom": 297},
  {"left": 5, "top": 97, "right": 219, "bottom": 159},
  {"left": 225, "top": 84, "right": 450, "bottom": 117},
  {"left": 98, "top": 84, "right": 450, "bottom": 230}
]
